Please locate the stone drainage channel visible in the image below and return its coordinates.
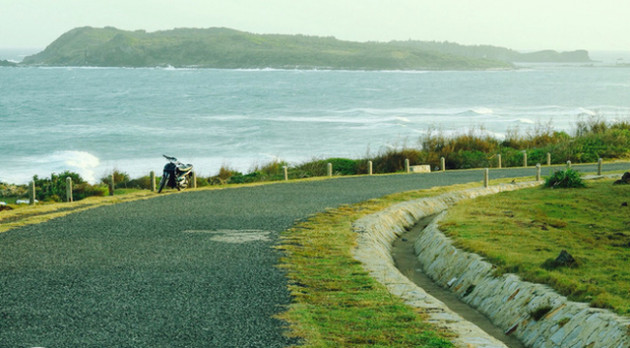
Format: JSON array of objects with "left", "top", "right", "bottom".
[
  {"left": 392, "top": 215, "right": 525, "bottom": 348},
  {"left": 352, "top": 180, "right": 630, "bottom": 348}
]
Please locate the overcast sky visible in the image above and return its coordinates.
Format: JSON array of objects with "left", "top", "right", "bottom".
[{"left": 1, "top": 0, "right": 629, "bottom": 51}]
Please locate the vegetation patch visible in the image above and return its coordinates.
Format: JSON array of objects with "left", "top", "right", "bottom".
[
  {"left": 544, "top": 169, "right": 586, "bottom": 188},
  {"left": 276, "top": 183, "right": 497, "bottom": 347},
  {"left": 440, "top": 179, "right": 630, "bottom": 316}
]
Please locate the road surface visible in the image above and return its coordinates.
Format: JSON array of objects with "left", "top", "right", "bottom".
[{"left": 0, "top": 163, "right": 627, "bottom": 347}]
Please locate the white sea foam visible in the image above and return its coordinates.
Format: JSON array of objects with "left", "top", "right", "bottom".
[
  {"left": 470, "top": 107, "right": 494, "bottom": 115},
  {"left": 517, "top": 118, "right": 536, "bottom": 124},
  {"left": 393, "top": 116, "right": 411, "bottom": 123},
  {"left": 578, "top": 107, "right": 599, "bottom": 116},
  {"left": 39, "top": 151, "right": 101, "bottom": 184}
]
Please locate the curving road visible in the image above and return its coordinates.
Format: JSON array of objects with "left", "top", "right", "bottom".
[{"left": 0, "top": 163, "right": 627, "bottom": 347}]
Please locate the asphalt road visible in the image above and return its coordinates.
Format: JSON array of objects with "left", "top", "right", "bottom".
[{"left": 0, "top": 163, "right": 627, "bottom": 347}]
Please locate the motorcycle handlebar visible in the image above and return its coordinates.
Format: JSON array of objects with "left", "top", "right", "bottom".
[{"left": 163, "top": 154, "right": 178, "bottom": 162}]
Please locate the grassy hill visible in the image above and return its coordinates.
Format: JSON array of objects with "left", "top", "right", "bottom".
[{"left": 21, "top": 26, "right": 519, "bottom": 70}]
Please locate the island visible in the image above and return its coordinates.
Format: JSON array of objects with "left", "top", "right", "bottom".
[
  {"left": 0, "top": 60, "right": 17, "bottom": 67},
  {"left": 20, "top": 27, "right": 591, "bottom": 70}
]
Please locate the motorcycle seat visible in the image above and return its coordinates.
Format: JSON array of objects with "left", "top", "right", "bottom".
[{"left": 178, "top": 164, "right": 193, "bottom": 171}]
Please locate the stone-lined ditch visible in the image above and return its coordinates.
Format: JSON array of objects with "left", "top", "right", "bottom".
[
  {"left": 352, "top": 181, "right": 630, "bottom": 348},
  {"left": 392, "top": 216, "right": 525, "bottom": 347}
]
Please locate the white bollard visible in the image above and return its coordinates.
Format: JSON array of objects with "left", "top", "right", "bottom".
[
  {"left": 66, "top": 177, "right": 73, "bottom": 202},
  {"left": 405, "top": 159, "right": 410, "bottom": 173},
  {"left": 597, "top": 158, "right": 602, "bottom": 175},
  {"left": 150, "top": 171, "right": 156, "bottom": 192},
  {"left": 29, "top": 179, "right": 36, "bottom": 205},
  {"left": 497, "top": 154, "right": 502, "bottom": 169},
  {"left": 327, "top": 163, "right": 333, "bottom": 177},
  {"left": 547, "top": 153, "right": 551, "bottom": 166},
  {"left": 441, "top": 157, "right": 446, "bottom": 172},
  {"left": 283, "top": 166, "right": 288, "bottom": 181},
  {"left": 368, "top": 161, "right": 373, "bottom": 175},
  {"left": 523, "top": 152, "right": 528, "bottom": 168},
  {"left": 109, "top": 172, "right": 115, "bottom": 196},
  {"left": 536, "top": 163, "right": 541, "bottom": 181}
]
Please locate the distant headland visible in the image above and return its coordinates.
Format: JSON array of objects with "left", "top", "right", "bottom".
[{"left": 18, "top": 27, "right": 592, "bottom": 70}]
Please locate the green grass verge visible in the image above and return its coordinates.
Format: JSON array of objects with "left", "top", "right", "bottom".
[
  {"left": 275, "top": 181, "right": 523, "bottom": 347},
  {"left": 440, "top": 178, "right": 630, "bottom": 316}
]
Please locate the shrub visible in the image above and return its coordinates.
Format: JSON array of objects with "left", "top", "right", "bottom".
[
  {"left": 544, "top": 169, "right": 586, "bottom": 189},
  {"left": 253, "top": 160, "right": 288, "bottom": 177},
  {"left": 228, "top": 171, "right": 262, "bottom": 184},
  {"left": 371, "top": 149, "right": 425, "bottom": 173},
  {"left": 0, "top": 183, "right": 27, "bottom": 198},
  {"left": 127, "top": 175, "right": 152, "bottom": 189},
  {"left": 326, "top": 158, "right": 359, "bottom": 175},
  {"left": 73, "top": 183, "right": 107, "bottom": 200},
  {"left": 447, "top": 150, "right": 489, "bottom": 169},
  {"left": 101, "top": 170, "right": 130, "bottom": 189},
  {"left": 34, "top": 171, "right": 86, "bottom": 202},
  {"left": 32, "top": 171, "right": 109, "bottom": 202}
]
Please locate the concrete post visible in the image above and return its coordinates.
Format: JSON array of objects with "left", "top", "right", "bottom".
[
  {"left": 192, "top": 171, "right": 197, "bottom": 189},
  {"left": 150, "top": 171, "right": 156, "bottom": 192},
  {"left": 368, "top": 161, "right": 373, "bottom": 175},
  {"left": 405, "top": 158, "right": 410, "bottom": 173},
  {"left": 523, "top": 151, "right": 528, "bottom": 168},
  {"left": 441, "top": 157, "right": 446, "bottom": 172},
  {"left": 536, "top": 163, "right": 542, "bottom": 181},
  {"left": 109, "top": 172, "right": 115, "bottom": 196},
  {"left": 567, "top": 160, "right": 572, "bottom": 169},
  {"left": 29, "top": 179, "right": 36, "bottom": 205},
  {"left": 598, "top": 158, "right": 603, "bottom": 175},
  {"left": 66, "top": 177, "right": 73, "bottom": 202},
  {"left": 497, "top": 154, "right": 502, "bottom": 169},
  {"left": 327, "top": 163, "right": 333, "bottom": 177},
  {"left": 484, "top": 168, "right": 489, "bottom": 188},
  {"left": 547, "top": 153, "right": 551, "bottom": 166},
  {"left": 283, "top": 166, "right": 288, "bottom": 181}
]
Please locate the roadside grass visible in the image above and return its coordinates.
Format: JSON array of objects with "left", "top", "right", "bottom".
[
  {"left": 0, "top": 179, "right": 301, "bottom": 234},
  {"left": 276, "top": 178, "right": 535, "bottom": 347},
  {"left": 439, "top": 178, "right": 630, "bottom": 316}
]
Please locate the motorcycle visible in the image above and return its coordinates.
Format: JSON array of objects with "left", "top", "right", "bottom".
[{"left": 158, "top": 155, "right": 194, "bottom": 193}]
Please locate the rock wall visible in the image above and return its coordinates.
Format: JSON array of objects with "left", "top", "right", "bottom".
[{"left": 353, "top": 182, "right": 630, "bottom": 348}]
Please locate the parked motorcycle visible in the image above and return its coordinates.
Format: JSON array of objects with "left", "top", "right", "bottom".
[{"left": 158, "top": 155, "right": 193, "bottom": 193}]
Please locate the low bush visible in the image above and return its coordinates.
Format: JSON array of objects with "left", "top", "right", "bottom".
[
  {"left": 33, "top": 171, "right": 106, "bottom": 202},
  {"left": 228, "top": 171, "right": 262, "bottom": 184},
  {"left": 101, "top": 170, "right": 131, "bottom": 189},
  {"left": 370, "top": 148, "right": 425, "bottom": 173},
  {"left": 127, "top": 175, "right": 152, "bottom": 190},
  {"left": 544, "top": 169, "right": 586, "bottom": 189}
]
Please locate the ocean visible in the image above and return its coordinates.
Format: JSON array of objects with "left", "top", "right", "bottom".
[{"left": 2, "top": 62, "right": 630, "bottom": 184}]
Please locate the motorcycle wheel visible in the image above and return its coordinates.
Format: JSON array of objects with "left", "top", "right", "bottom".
[{"left": 158, "top": 174, "right": 168, "bottom": 193}]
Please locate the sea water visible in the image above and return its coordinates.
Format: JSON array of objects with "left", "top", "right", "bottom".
[{"left": 1, "top": 65, "right": 630, "bottom": 184}]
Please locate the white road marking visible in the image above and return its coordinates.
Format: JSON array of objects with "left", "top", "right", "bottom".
[{"left": 182, "top": 229, "right": 272, "bottom": 243}]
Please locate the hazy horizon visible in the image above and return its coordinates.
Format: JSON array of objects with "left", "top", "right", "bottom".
[{"left": 1, "top": 0, "right": 629, "bottom": 52}]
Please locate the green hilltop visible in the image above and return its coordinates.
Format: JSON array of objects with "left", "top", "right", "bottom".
[{"left": 20, "top": 27, "right": 591, "bottom": 70}]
